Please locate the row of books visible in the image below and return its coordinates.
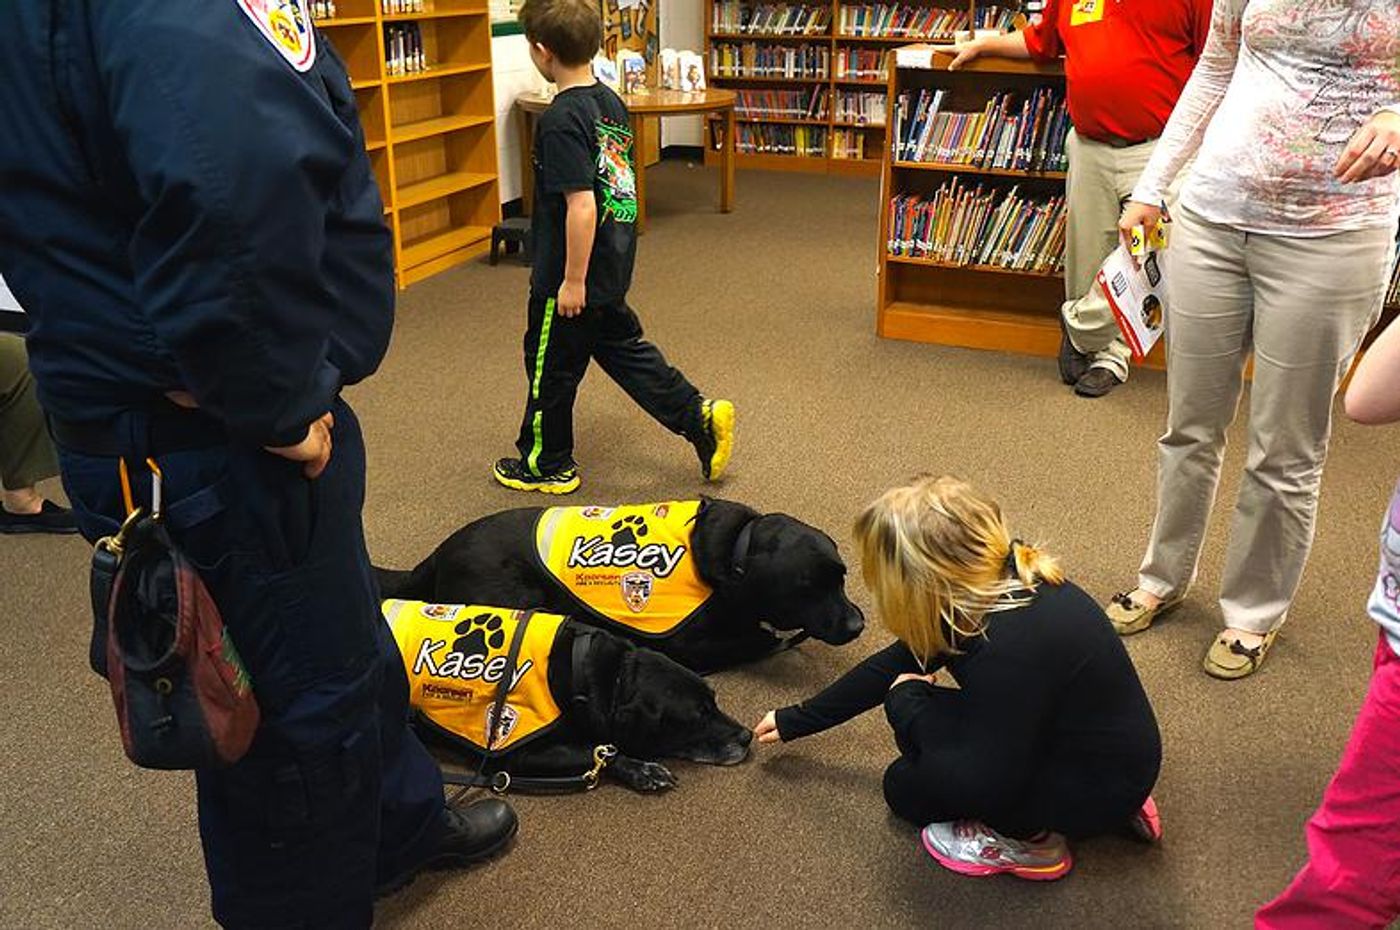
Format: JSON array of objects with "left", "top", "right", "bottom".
[
  {"left": 893, "top": 86, "right": 1069, "bottom": 172},
  {"left": 735, "top": 87, "right": 829, "bottom": 120},
  {"left": 711, "top": 2, "right": 832, "bottom": 34},
  {"left": 384, "top": 23, "right": 428, "bottom": 75},
  {"left": 832, "top": 129, "right": 873, "bottom": 160},
  {"left": 835, "top": 47, "right": 889, "bottom": 81},
  {"left": 971, "top": 4, "right": 1020, "bottom": 30},
  {"left": 834, "top": 90, "right": 886, "bottom": 125},
  {"left": 839, "top": 5, "right": 967, "bottom": 38},
  {"left": 736, "top": 124, "right": 827, "bottom": 156},
  {"left": 710, "top": 44, "right": 830, "bottom": 78},
  {"left": 381, "top": 0, "right": 428, "bottom": 11},
  {"left": 887, "top": 183, "right": 1067, "bottom": 274},
  {"left": 309, "top": 1, "right": 340, "bottom": 18}
]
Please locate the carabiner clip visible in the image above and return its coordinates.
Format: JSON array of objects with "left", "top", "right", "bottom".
[{"left": 117, "top": 457, "right": 164, "bottom": 522}]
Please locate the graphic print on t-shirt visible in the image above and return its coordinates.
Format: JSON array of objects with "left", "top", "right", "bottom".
[{"left": 596, "top": 119, "right": 638, "bottom": 225}]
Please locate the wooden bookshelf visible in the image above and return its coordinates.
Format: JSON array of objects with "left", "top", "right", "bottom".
[
  {"left": 876, "top": 47, "right": 1077, "bottom": 358},
  {"left": 315, "top": 0, "right": 500, "bottom": 288},
  {"left": 703, "top": 0, "right": 1010, "bottom": 176}
]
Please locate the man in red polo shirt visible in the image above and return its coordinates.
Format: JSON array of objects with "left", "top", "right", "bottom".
[{"left": 952, "top": 0, "right": 1212, "bottom": 397}]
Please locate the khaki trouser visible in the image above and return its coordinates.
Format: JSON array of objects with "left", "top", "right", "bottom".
[
  {"left": 0, "top": 332, "right": 57, "bottom": 490},
  {"left": 1062, "top": 130, "right": 1189, "bottom": 381},
  {"left": 1138, "top": 206, "right": 1395, "bottom": 635}
]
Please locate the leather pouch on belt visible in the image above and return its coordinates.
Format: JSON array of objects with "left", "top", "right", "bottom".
[{"left": 90, "top": 510, "right": 260, "bottom": 770}]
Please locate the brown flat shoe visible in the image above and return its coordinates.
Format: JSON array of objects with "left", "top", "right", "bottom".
[
  {"left": 1105, "top": 591, "right": 1184, "bottom": 636},
  {"left": 1203, "top": 629, "right": 1279, "bottom": 680}
]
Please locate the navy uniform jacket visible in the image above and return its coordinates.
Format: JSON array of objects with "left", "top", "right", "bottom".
[{"left": 0, "top": 1, "right": 393, "bottom": 447}]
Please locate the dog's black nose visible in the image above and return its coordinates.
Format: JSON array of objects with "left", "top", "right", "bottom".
[{"left": 739, "top": 728, "right": 754, "bottom": 747}]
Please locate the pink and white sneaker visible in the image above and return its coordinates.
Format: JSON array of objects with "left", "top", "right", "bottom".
[
  {"left": 1127, "top": 795, "right": 1162, "bottom": 844},
  {"left": 920, "top": 820, "right": 1073, "bottom": 882}
]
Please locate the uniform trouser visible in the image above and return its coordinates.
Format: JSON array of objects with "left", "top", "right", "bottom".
[
  {"left": 0, "top": 333, "right": 58, "bottom": 490},
  {"left": 1256, "top": 633, "right": 1400, "bottom": 929},
  {"left": 1137, "top": 207, "right": 1394, "bottom": 635},
  {"left": 515, "top": 295, "right": 702, "bottom": 475},
  {"left": 1062, "top": 131, "right": 1189, "bottom": 382},
  {"left": 58, "top": 399, "right": 444, "bottom": 929}
]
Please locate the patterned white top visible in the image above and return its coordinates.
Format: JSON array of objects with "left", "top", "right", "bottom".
[
  {"left": 1370, "top": 479, "right": 1400, "bottom": 654},
  {"left": 1132, "top": 0, "right": 1400, "bottom": 235}
]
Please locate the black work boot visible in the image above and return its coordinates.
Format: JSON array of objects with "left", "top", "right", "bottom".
[{"left": 377, "top": 798, "right": 519, "bottom": 897}]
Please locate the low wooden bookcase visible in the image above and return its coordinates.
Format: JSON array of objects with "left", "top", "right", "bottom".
[
  {"left": 876, "top": 47, "right": 1083, "bottom": 359},
  {"left": 316, "top": 0, "right": 502, "bottom": 288}
]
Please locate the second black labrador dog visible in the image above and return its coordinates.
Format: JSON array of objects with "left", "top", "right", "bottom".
[
  {"left": 385, "top": 600, "right": 752, "bottom": 792},
  {"left": 377, "top": 498, "right": 865, "bottom": 673}
]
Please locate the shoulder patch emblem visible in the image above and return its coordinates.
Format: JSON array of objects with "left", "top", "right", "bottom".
[{"left": 237, "top": 0, "right": 317, "bottom": 72}]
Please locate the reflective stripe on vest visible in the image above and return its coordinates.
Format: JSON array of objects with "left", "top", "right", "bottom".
[
  {"left": 534, "top": 500, "right": 712, "bottom": 637},
  {"left": 383, "top": 600, "right": 566, "bottom": 753}
]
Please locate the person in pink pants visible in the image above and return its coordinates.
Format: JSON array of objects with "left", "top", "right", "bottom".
[{"left": 1256, "top": 312, "right": 1400, "bottom": 928}]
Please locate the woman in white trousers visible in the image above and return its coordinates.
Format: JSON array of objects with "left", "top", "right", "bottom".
[{"left": 1105, "top": 0, "right": 1400, "bottom": 679}]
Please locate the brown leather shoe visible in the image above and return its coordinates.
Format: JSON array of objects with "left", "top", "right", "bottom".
[
  {"left": 1057, "top": 320, "right": 1090, "bottom": 385},
  {"left": 1074, "top": 367, "right": 1123, "bottom": 398}
]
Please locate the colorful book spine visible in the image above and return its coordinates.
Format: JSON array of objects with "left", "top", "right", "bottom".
[{"left": 887, "top": 183, "right": 1067, "bottom": 274}]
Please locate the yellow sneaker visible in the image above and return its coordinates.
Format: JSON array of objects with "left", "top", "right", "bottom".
[{"left": 692, "top": 398, "right": 735, "bottom": 482}]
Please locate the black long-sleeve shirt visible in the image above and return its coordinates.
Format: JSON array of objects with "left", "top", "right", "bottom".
[{"left": 776, "top": 580, "right": 1161, "bottom": 816}]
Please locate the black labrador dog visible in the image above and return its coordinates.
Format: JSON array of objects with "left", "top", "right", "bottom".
[
  {"left": 394, "top": 605, "right": 753, "bottom": 793},
  {"left": 376, "top": 498, "right": 865, "bottom": 673}
]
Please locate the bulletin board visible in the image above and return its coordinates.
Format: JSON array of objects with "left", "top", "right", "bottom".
[
  {"left": 600, "top": 0, "right": 659, "bottom": 84},
  {"left": 601, "top": 0, "right": 661, "bottom": 163}
]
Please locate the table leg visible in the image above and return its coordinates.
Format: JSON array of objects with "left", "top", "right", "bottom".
[
  {"left": 518, "top": 109, "right": 535, "bottom": 216},
  {"left": 721, "top": 106, "right": 735, "bottom": 214},
  {"left": 631, "top": 113, "right": 648, "bottom": 234}
]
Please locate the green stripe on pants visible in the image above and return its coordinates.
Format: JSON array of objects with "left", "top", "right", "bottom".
[{"left": 526, "top": 299, "right": 557, "bottom": 476}]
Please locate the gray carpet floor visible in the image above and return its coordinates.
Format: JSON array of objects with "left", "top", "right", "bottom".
[{"left": 3, "top": 161, "right": 1397, "bottom": 929}]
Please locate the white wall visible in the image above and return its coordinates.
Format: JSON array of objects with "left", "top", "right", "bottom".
[
  {"left": 659, "top": 0, "right": 704, "bottom": 147},
  {"left": 491, "top": 34, "right": 548, "bottom": 203}
]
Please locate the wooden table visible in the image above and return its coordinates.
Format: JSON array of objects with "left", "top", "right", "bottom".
[{"left": 516, "top": 87, "right": 737, "bottom": 233}]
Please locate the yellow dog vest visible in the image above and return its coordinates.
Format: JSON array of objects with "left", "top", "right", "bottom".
[
  {"left": 382, "top": 600, "right": 565, "bottom": 753},
  {"left": 535, "top": 500, "right": 713, "bottom": 637}
]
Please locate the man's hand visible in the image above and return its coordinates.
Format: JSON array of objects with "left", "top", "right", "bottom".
[
  {"left": 948, "top": 37, "right": 987, "bottom": 70},
  {"left": 1118, "top": 201, "right": 1164, "bottom": 253},
  {"left": 265, "top": 411, "right": 334, "bottom": 479},
  {"left": 891, "top": 672, "right": 938, "bottom": 689},
  {"left": 557, "top": 279, "right": 586, "bottom": 318},
  {"left": 754, "top": 710, "right": 783, "bottom": 745},
  {"left": 1336, "top": 110, "right": 1400, "bottom": 184}
]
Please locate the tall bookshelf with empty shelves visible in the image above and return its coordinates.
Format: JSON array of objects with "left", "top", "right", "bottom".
[{"left": 315, "top": 0, "right": 501, "bottom": 288}]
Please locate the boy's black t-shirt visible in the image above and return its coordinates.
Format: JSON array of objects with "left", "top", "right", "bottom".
[{"left": 530, "top": 83, "right": 638, "bottom": 306}]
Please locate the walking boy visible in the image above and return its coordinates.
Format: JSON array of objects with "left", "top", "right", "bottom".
[{"left": 494, "top": 0, "right": 735, "bottom": 494}]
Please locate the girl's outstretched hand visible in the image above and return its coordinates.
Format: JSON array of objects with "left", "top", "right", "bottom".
[
  {"left": 754, "top": 710, "right": 783, "bottom": 744},
  {"left": 891, "top": 672, "right": 938, "bottom": 689}
]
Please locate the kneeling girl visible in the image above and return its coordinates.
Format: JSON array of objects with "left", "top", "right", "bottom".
[{"left": 755, "top": 475, "right": 1162, "bottom": 880}]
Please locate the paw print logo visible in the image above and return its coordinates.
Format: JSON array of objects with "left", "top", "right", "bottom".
[
  {"left": 453, "top": 612, "right": 507, "bottom": 658},
  {"left": 611, "top": 514, "right": 649, "bottom": 547}
]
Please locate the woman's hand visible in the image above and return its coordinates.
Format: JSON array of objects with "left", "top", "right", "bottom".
[
  {"left": 1335, "top": 110, "right": 1400, "bottom": 184},
  {"left": 891, "top": 672, "right": 937, "bottom": 689},
  {"left": 1118, "top": 201, "right": 1164, "bottom": 252},
  {"left": 754, "top": 710, "right": 783, "bottom": 745}
]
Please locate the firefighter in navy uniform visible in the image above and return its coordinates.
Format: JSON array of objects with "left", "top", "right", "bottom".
[{"left": 0, "top": 1, "right": 515, "bottom": 926}]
